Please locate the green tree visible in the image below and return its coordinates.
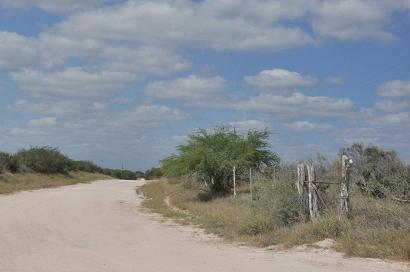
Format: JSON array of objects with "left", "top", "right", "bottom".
[{"left": 161, "top": 126, "right": 280, "bottom": 194}]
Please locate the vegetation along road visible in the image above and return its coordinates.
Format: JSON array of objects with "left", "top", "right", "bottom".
[{"left": 0, "top": 179, "right": 407, "bottom": 271}]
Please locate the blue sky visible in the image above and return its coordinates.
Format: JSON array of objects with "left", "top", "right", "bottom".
[{"left": 0, "top": 0, "right": 410, "bottom": 170}]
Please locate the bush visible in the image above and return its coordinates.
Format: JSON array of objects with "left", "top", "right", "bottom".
[
  {"left": 342, "top": 143, "right": 409, "bottom": 199},
  {"left": 14, "top": 147, "right": 73, "bottom": 174},
  {"left": 253, "top": 167, "right": 306, "bottom": 227},
  {"left": 0, "top": 152, "right": 19, "bottom": 173},
  {"left": 145, "top": 167, "right": 163, "bottom": 180},
  {"left": 72, "top": 160, "right": 101, "bottom": 173},
  {"left": 240, "top": 213, "right": 276, "bottom": 235},
  {"left": 102, "top": 168, "right": 144, "bottom": 180}
]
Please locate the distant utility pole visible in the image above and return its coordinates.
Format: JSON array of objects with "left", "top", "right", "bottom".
[
  {"left": 233, "top": 166, "right": 236, "bottom": 198},
  {"left": 249, "top": 168, "right": 253, "bottom": 201}
]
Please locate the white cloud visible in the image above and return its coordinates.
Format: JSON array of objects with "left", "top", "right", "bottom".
[
  {"left": 236, "top": 92, "right": 354, "bottom": 117},
  {"left": 107, "top": 105, "right": 189, "bottom": 128},
  {"left": 245, "top": 68, "right": 317, "bottom": 90},
  {"left": 56, "top": 1, "right": 314, "bottom": 51},
  {"left": 375, "top": 99, "right": 410, "bottom": 113},
  {"left": 0, "top": 0, "right": 107, "bottom": 13},
  {"left": 147, "top": 75, "right": 226, "bottom": 101},
  {"left": 363, "top": 108, "right": 410, "bottom": 129},
  {"left": 377, "top": 80, "right": 410, "bottom": 97},
  {"left": 8, "top": 99, "right": 108, "bottom": 115},
  {"left": 311, "top": 0, "right": 394, "bottom": 41},
  {"left": 12, "top": 68, "right": 136, "bottom": 99},
  {"left": 0, "top": 32, "right": 46, "bottom": 71},
  {"left": 229, "top": 120, "right": 270, "bottom": 132},
  {"left": 287, "top": 121, "right": 333, "bottom": 132},
  {"left": 379, "top": 112, "right": 410, "bottom": 127},
  {"left": 26, "top": 117, "right": 57, "bottom": 128}
]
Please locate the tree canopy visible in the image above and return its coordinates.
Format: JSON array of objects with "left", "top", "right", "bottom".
[{"left": 161, "top": 126, "right": 280, "bottom": 194}]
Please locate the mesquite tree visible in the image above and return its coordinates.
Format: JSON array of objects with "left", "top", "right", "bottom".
[{"left": 161, "top": 126, "right": 280, "bottom": 194}]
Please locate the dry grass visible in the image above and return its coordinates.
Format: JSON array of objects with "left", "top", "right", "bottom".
[
  {"left": 138, "top": 179, "right": 410, "bottom": 261},
  {"left": 0, "top": 171, "right": 111, "bottom": 195}
]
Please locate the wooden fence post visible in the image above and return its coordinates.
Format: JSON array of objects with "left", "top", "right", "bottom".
[
  {"left": 296, "top": 163, "right": 305, "bottom": 197},
  {"left": 297, "top": 163, "right": 309, "bottom": 215},
  {"left": 233, "top": 166, "right": 236, "bottom": 198},
  {"left": 340, "top": 155, "right": 353, "bottom": 219},
  {"left": 306, "top": 163, "right": 319, "bottom": 221}
]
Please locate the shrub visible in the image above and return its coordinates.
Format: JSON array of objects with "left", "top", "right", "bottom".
[
  {"left": 103, "top": 168, "right": 143, "bottom": 180},
  {"left": 0, "top": 152, "right": 19, "bottom": 173},
  {"left": 253, "top": 168, "right": 306, "bottom": 227},
  {"left": 342, "top": 143, "right": 409, "bottom": 199},
  {"left": 240, "top": 213, "right": 276, "bottom": 235},
  {"left": 72, "top": 160, "right": 102, "bottom": 173},
  {"left": 14, "top": 147, "right": 73, "bottom": 174},
  {"left": 145, "top": 167, "right": 163, "bottom": 180}
]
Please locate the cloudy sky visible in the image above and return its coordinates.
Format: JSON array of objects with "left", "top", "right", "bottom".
[{"left": 1, "top": 0, "right": 410, "bottom": 170}]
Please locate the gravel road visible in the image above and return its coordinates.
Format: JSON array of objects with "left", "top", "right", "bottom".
[{"left": 0, "top": 180, "right": 407, "bottom": 272}]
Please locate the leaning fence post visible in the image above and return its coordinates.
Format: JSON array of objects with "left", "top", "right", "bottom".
[
  {"left": 306, "top": 163, "right": 319, "bottom": 221},
  {"left": 233, "top": 166, "right": 236, "bottom": 198},
  {"left": 340, "top": 155, "right": 353, "bottom": 219}
]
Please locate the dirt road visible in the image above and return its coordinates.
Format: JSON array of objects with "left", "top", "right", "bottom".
[{"left": 0, "top": 180, "right": 407, "bottom": 272}]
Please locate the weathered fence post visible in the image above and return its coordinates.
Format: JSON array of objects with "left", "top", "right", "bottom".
[
  {"left": 233, "top": 166, "right": 236, "bottom": 198},
  {"left": 340, "top": 155, "right": 353, "bottom": 219},
  {"left": 296, "top": 163, "right": 305, "bottom": 197},
  {"left": 306, "top": 163, "right": 319, "bottom": 221},
  {"left": 296, "top": 163, "right": 309, "bottom": 216}
]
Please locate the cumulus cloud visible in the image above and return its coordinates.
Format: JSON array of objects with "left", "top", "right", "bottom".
[
  {"left": 0, "top": 0, "right": 108, "bottom": 13},
  {"left": 55, "top": 1, "right": 314, "bottom": 51},
  {"left": 0, "top": 32, "right": 47, "bottom": 71},
  {"left": 12, "top": 68, "right": 136, "bottom": 99},
  {"left": 375, "top": 99, "right": 410, "bottom": 113},
  {"left": 377, "top": 80, "right": 410, "bottom": 97},
  {"left": 229, "top": 120, "right": 271, "bottom": 132},
  {"left": 311, "top": 0, "right": 395, "bottom": 41},
  {"left": 147, "top": 75, "right": 226, "bottom": 101},
  {"left": 236, "top": 93, "right": 354, "bottom": 117},
  {"left": 244, "top": 68, "right": 317, "bottom": 90},
  {"left": 9, "top": 99, "right": 108, "bottom": 115},
  {"left": 26, "top": 117, "right": 57, "bottom": 128},
  {"left": 128, "top": 105, "right": 189, "bottom": 126},
  {"left": 287, "top": 121, "right": 333, "bottom": 132}
]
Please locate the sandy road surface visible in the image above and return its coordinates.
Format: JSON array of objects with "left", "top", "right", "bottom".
[{"left": 0, "top": 180, "right": 407, "bottom": 272}]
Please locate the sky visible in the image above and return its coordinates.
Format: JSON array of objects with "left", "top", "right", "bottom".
[{"left": 0, "top": 0, "right": 410, "bottom": 170}]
